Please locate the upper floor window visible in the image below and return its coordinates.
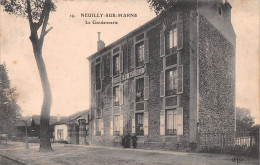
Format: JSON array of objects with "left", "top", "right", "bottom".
[
  {"left": 113, "top": 86, "right": 120, "bottom": 106},
  {"left": 165, "top": 25, "right": 177, "bottom": 55},
  {"left": 136, "top": 41, "right": 144, "bottom": 67},
  {"left": 165, "top": 68, "right": 178, "bottom": 96},
  {"left": 95, "top": 63, "right": 101, "bottom": 90},
  {"left": 136, "top": 78, "right": 144, "bottom": 102},
  {"left": 113, "top": 54, "right": 120, "bottom": 76}
]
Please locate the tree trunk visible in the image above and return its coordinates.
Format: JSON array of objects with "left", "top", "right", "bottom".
[{"left": 31, "top": 39, "right": 53, "bottom": 152}]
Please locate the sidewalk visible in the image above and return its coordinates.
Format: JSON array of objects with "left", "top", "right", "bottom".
[{"left": 0, "top": 142, "right": 258, "bottom": 165}]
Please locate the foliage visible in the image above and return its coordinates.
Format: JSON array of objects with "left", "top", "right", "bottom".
[
  {"left": 147, "top": 0, "right": 195, "bottom": 15},
  {"left": 1, "top": 0, "right": 56, "bottom": 21},
  {"left": 0, "top": 63, "right": 21, "bottom": 135},
  {"left": 236, "top": 107, "right": 255, "bottom": 133},
  {"left": 1, "top": 0, "right": 56, "bottom": 151}
]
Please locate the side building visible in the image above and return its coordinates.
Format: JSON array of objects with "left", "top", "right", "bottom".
[
  {"left": 87, "top": 0, "right": 235, "bottom": 150},
  {"left": 53, "top": 110, "right": 89, "bottom": 144}
]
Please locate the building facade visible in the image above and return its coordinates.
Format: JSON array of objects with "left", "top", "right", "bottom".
[{"left": 87, "top": 0, "right": 235, "bottom": 150}]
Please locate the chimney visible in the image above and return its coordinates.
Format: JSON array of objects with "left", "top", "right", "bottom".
[{"left": 97, "top": 32, "right": 105, "bottom": 51}]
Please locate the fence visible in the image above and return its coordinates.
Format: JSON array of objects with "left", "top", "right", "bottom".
[{"left": 197, "top": 131, "right": 259, "bottom": 154}]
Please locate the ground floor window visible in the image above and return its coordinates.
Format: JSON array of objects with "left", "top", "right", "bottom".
[
  {"left": 135, "top": 113, "right": 144, "bottom": 136},
  {"left": 113, "top": 115, "right": 120, "bottom": 136},
  {"left": 166, "top": 109, "right": 177, "bottom": 135},
  {"left": 57, "top": 129, "right": 64, "bottom": 140}
]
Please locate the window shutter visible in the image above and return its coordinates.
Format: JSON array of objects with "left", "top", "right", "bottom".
[
  {"left": 110, "top": 116, "right": 113, "bottom": 136},
  {"left": 160, "top": 110, "right": 165, "bottom": 136},
  {"left": 177, "top": 107, "right": 183, "bottom": 135},
  {"left": 101, "top": 61, "right": 104, "bottom": 80},
  {"left": 132, "top": 79, "right": 136, "bottom": 103},
  {"left": 163, "top": 57, "right": 166, "bottom": 68},
  {"left": 177, "top": 65, "right": 183, "bottom": 94},
  {"left": 96, "top": 92, "right": 99, "bottom": 109},
  {"left": 119, "top": 115, "right": 123, "bottom": 135},
  {"left": 160, "top": 30, "right": 165, "bottom": 57},
  {"left": 120, "top": 51, "right": 124, "bottom": 73},
  {"left": 144, "top": 112, "right": 149, "bottom": 136},
  {"left": 119, "top": 84, "right": 124, "bottom": 105},
  {"left": 93, "top": 120, "right": 96, "bottom": 136},
  {"left": 110, "top": 55, "right": 113, "bottom": 77},
  {"left": 160, "top": 71, "right": 165, "bottom": 97},
  {"left": 93, "top": 64, "right": 96, "bottom": 84},
  {"left": 144, "top": 38, "right": 149, "bottom": 63},
  {"left": 111, "top": 86, "right": 113, "bottom": 107},
  {"left": 101, "top": 119, "right": 104, "bottom": 135},
  {"left": 132, "top": 117, "right": 135, "bottom": 134},
  {"left": 177, "top": 20, "right": 183, "bottom": 50},
  {"left": 130, "top": 45, "right": 135, "bottom": 68},
  {"left": 144, "top": 76, "right": 149, "bottom": 100}
]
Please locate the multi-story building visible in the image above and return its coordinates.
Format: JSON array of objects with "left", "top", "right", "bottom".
[{"left": 87, "top": 0, "right": 235, "bottom": 150}]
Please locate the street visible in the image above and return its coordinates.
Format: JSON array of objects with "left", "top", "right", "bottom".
[
  {"left": 0, "top": 154, "right": 24, "bottom": 165},
  {"left": 0, "top": 142, "right": 258, "bottom": 165}
]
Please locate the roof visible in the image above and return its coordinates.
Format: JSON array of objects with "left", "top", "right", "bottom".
[
  {"left": 87, "top": 16, "right": 159, "bottom": 61},
  {"left": 54, "top": 109, "right": 89, "bottom": 125},
  {"left": 16, "top": 115, "right": 63, "bottom": 127}
]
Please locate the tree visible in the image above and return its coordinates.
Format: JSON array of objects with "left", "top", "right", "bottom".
[
  {"left": 1, "top": 0, "right": 56, "bottom": 151},
  {"left": 148, "top": 0, "right": 196, "bottom": 15},
  {"left": 236, "top": 107, "right": 255, "bottom": 133},
  {"left": 0, "top": 63, "right": 21, "bottom": 136}
]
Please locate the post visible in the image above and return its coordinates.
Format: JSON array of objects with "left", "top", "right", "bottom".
[{"left": 25, "top": 121, "right": 29, "bottom": 149}]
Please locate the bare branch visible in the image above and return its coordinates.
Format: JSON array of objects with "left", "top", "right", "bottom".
[
  {"left": 43, "top": 26, "right": 53, "bottom": 37},
  {"left": 26, "top": 0, "right": 33, "bottom": 30},
  {"left": 36, "top": 1, "right": 48, "bottom": 30},
  {"left": 39, "top": 0, "right": 51, "bottom": 44}
]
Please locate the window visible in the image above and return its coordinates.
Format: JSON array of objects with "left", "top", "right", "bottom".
[
  {"left": 136, "top": 78, "right": 144, "bottom": 102},
  {"left": 113, "top": 115, "right": 120, "bottom": 136},
  {"left": 136, "top": 42, "right": 144, "bottom": 67},
  {"left": 113, "top": 54, "right": 120, "bottom": 76},
  {"left": 96, "top": 119, "right": 102, "bottom": 136},
  {"left": 96, "top": 63, "right": 101, "bottom": 90},
  {"left": 57, "top": 129, "right": 64, "bottom": 140},
  {"left": 113, "top": 86, "right": 120, "bottom": 106},
  {"left": 165, "top": 68, "right": 178, "bottom": 96},
  {"left": 166, "top": 109, "right": 177, "bottom": 135},
  {"left": 135, "top": 113, "right": 144, "bottom": 136},
  {"left": 165, "top": 25, "right": 177, "bottom": 55}
]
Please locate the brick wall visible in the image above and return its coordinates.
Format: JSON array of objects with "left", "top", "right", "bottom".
[{"left": 198, "top": 15, "right": 235, "bottom": 147}]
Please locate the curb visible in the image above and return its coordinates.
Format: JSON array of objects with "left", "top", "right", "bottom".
[{"left": 0, "top": 152, "right": 26, "bottom": 165}]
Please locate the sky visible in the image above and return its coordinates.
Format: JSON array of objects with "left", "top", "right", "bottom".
[{"left": 0, "top": 0, "right": 259, "bottom": 123}]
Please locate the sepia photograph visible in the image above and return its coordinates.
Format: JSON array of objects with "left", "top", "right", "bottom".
[{"left": 0, "top": 0, "right": 259, "bottom": 164}]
